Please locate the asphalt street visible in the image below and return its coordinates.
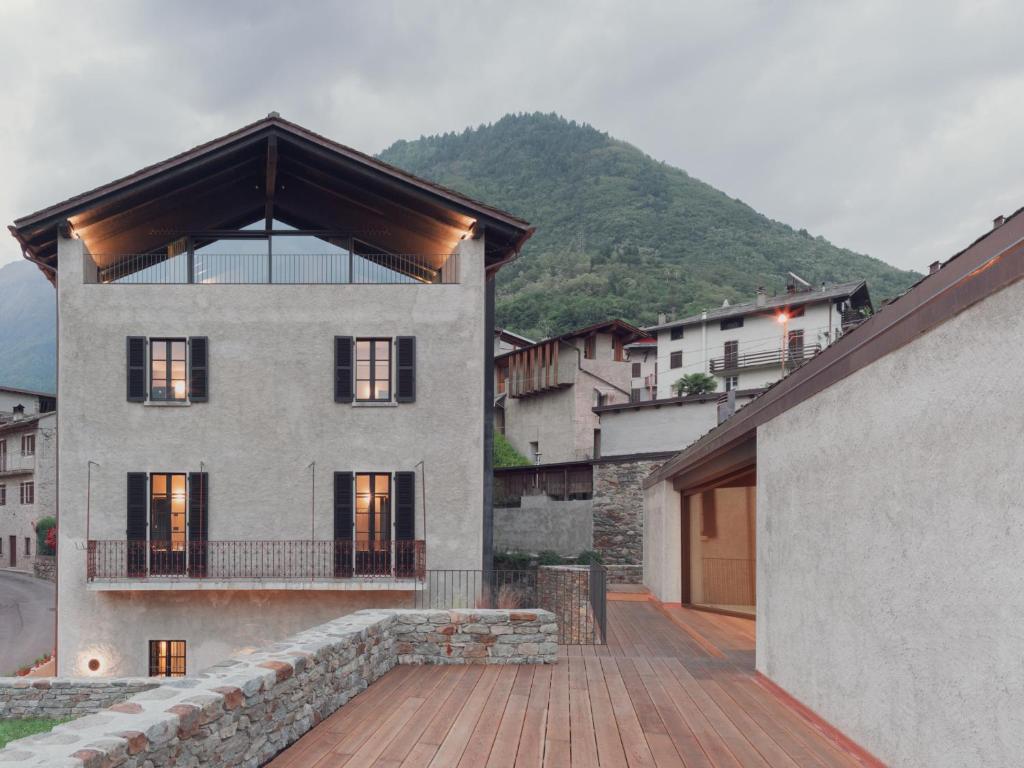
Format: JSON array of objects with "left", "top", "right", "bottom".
[{"left": 0, "top": 570, "right": 55, "bottom": 674}]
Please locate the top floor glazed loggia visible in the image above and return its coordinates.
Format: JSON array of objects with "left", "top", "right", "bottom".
[{"left": 9, "top": 113, "right": 534, "bottom": 286}]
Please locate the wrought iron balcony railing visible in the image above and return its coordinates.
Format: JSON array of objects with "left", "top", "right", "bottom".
[
  {"left": 86, "top": 539, "right": 426, "bottom": 582},
  {"left": 0, "top": 453, "right": 36, "bottom": 475},
  {"left": 709, "top": 344, "right": 822, "bottom": 374}
]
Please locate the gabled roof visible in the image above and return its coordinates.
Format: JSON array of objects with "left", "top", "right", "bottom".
[
  {"left": 495, "top": 328, "right": 535, "bottom": 348},
  {"left": 10, "top": 113, "right": 534, "bottom": 279},
  {"left": 645, "top": 207, "right": 1024, "bottom": 489},
  {"left": 0, "top": 385, "right": 56, "bottom": 399},
  {"left": 495, "top": 319, "right": 648, "bottom": 361},
  {"left": 646, "top": 280, "right": 870, "bottom": 332}
]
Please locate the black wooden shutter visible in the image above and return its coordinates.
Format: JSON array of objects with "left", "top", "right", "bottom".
[
  {"left": 126, "top": 472, "right": 148, "bottom": 576},
  {"left": 394, "top": 471, "right": 416, "bottom": 577},
  {"left": 395, "top": 337, "right": 416, "bottom": 403},
  {"left": 334, "top": 337, "right": 354, "bottom": 403},
  {"left": 188, "top": 472, "right": 208, "bottom": 577},
  {"left": 189, "top": 337, "right": 208, "bottom": 402},
  {"left": 333, "top": 472, "right": 353, "bottom": 576},
  {"left": 126, "top": 337, "right": 146, "bottom": 402}
]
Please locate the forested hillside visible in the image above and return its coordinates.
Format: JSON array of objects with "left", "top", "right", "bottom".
[{"left": 380, "top": 113, "right": 919, "bottom": 338}]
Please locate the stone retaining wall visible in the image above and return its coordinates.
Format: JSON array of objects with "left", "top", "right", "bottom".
[
  {"left": 593, "top": 458, "right": 665, "bottom": 584},
  {"left": 537, "top": 565, "right": 597, "bottom": 644},
  {"left": 0, "top": 678, "right": 158, "bottom": 719},
  {"left": 0, "top": 608, "right": 556, "bottom": 767},
  {"left": 32, "top": 555, "right": 57, "bottom": 582}
]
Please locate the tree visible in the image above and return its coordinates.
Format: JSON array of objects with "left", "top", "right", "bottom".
[
  {"left": 672, "top": 373, "right": 718, "bottom": 397},
  {"left": 36, "top": 516, "right": 56, "bottom": 555}
]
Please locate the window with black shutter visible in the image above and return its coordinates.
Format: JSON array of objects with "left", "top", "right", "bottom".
[
  {"left": 189, "top": 337, "right": 208, "bottom": 401},
  {"left": 126, "top": 337, "right": 146, "bottom": 401},
  {"left": 333, "top": 472, "right": 354, "bottom": 576},
  {"left": 126, "top": 473, "right": 148, "bottom": 576},
  {"left": 394, "top": 471, "right": 416, "bottom": 578},
  {"left": 334, "top": 337, "right": 354, "bottom": 403},
  {"left": 395, "top": 337, "right": 416, "bottom": 402},
  {"left": 188, "top": 472, "right": 208, "bottom": 577}
]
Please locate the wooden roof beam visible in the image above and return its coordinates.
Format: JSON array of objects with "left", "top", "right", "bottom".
[{"left": 264, "top": 136, "right": 278, "bottom": 230}]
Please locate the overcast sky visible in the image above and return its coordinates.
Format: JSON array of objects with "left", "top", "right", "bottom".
[{"left": 2, "top": 0, "right": 1023, "bottom": 272}]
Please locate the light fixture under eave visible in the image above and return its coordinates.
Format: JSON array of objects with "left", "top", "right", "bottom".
[{"left": 776, "top": 312, "right": 789, "bottom": 324}]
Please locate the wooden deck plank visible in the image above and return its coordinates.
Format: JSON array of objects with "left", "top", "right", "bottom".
[
  {"left": 567, "top": 657, "right": 600, "bottom": 768},
  {"left": 485, "top": 666, "right": 535, "bottom": 768},
  {"left": 375, "top": 665, "right": 469, "bottom": 765},
  {"left": 600, "top": 657, "right": 659, "bottom": 768},
  {"left": 514, "top": 663, "right": 552, "bottom": 768},
  {"left": 582, "top": 656, "right": 628, "bottom": 768},
  {"left": 458, "top": 665, "right": 519, "bottom": 768},
  {"left": 400, "top": 666, "right": 487, "bottom": 768},
  {"left": 543, "top": 656, "right": 572, "bottom": 767},
  {"left": 427, "top": 666, "right": 503, "bottom": 767},
  {"left": 630, "top": 657, "right": 715, "bottom": 768}
]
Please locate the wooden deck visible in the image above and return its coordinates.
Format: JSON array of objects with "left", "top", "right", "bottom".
[{"left": 268, "top": 601, "right": 870, "bottom": 767}]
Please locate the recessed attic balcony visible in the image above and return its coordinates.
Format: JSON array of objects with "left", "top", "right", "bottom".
[{"left": 90, "top": 221, "right": 460, "bottom": 285}]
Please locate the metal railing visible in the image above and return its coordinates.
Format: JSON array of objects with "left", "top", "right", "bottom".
[
  {"left": 86, "top": 539, "right": 426, "bottom": 582},
  {"left": 0, "top": 454, "right": 36, "bottom": 475},
  {"left": 96, "top": 251, "right": 459, "bottom": 285},
  {"left": 709, "top": 344, "right": 822, "bottom": 374},
  {"left": 415, "top": 566, "right": 608, "bottom": 645}
]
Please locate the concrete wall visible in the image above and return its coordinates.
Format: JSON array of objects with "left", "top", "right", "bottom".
[
  {"left": 655, "top": 300, "right": 841, "bottom": 398},
  {"left": 56, "top": 234, "right": 487, "bottom": 676},
  {"left": 757, "top": 277, "right": 1024, "bottom": 767},
  {"left": 598, "top": 394, "right": 758, "bottom": 458},
  {"left": 493, "top": 496, "right": 593, "bottom": 556},
  {"left": 642, "top": 478, "right": 681, "bottom": 604},
  {"left": 0, "top": 391, "right": 48, "bottom": 416},
  {"left": 0, "top": 413, "right": 56, "bottom": 572}
]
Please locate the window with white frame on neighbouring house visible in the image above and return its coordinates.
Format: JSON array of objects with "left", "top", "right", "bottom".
[
  {"left": 631, "top": 362, "right": 641, "bottom": 377},
  {"left": 670, "top": 351, "right": 683, "bottom": 369},
  {"left": 356, "top": 339, "right": 392, "bottom": 401},
  {"left": 725, "top": 376, "right": 739, "bottom": 392},
  {"left": 670, "top": 326, "right": 684, "bottom": 340},
  {"left": 20, "top": 434, "right": 34, "bottom": 456},
  {"left": 0, "top": 484, "right": 5, "bottom": 505},
  {"left": 19, "top": 481, "right": 33, "bottom": 505},
  {"left": 0, "top": 439, "right": 5, "bottom": 471},
  {"left": 583, "top": 336, "right": 596, "bottom": 360},
  {"left": 529, "top": 441, "right": 540, "bottom": 463},
  {"left": 24, "top": 537, "right": 30, "bottom": 556},
  {"left": 149, "top": 640, "right": 186, "bottom": 677},
  {"left": 724, "top": 340, "right": 739, "bottom": 367},
  {"left": 630, "top": 388, "right": 642, "bottom": 402}
]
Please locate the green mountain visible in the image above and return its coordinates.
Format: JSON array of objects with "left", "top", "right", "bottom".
[
  {"left": 0, "top": 260, "right": 56, "bottom": 393},
  {"left": 379, "top": 113, "right": 920, "bottom": 338}
]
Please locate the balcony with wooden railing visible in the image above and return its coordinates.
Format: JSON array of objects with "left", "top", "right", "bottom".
[
  {"left": 502, "top": 340, "right": 573, "bottom": 399},
  {"left": 709, "top": 344, "right": 822, "bottom": 375},
  {"left": 85, "top": 539, "right": 426, "bottom": 591}
]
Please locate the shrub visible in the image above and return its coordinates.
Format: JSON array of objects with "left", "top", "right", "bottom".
[
  {"left": 537, "top": 550, "right": 564, "bottom": 566},
  {"left": 575, "top": 550, "right": 604, "bottom": 565},
  {"left": 672, "top": 372, "right": 718, "bottom": 396},
  {"left": 494, "top": 550, "right": 533, "bottom": 571},
  {"left": 493, "top": 432, "right": 532, "bottom": 468},
  {"left": 36, "top": 517, "right": 56, "bottom": 556}
]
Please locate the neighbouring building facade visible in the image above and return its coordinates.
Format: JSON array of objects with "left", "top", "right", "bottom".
[
  {"left": 625, "top": 337, "right": 657, "bottom": 401},
  {"left": 10, "top": 115, "right": 533, "bottom": 677},
  {"left": 0, "top": 387, "right": 56, "bottom": 573},
  {"left": 642, "top": 211, "right": 1024, "bottom": 767},
  {"left": 494, "top": 319, "right": 646, "bottom": 464},
  {"left": 647, "top": 275, "right": 872, "bottom": 398}
]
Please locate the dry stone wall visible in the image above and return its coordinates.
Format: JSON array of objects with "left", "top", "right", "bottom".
[
  {"left": 0, "top": 608, "right": 555, "bottom": 767},
  {"left": 592, "top": 457, "right": 665, "bottom": 583},
  {"left": 0, "top": 678, "right": 158, "bottom": 719}
]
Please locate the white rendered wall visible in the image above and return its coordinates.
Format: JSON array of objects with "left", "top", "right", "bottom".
[
  {"left": 655, "top": 301, "right": 841, "bottom": 398},
  {"left": 0, "top": 413, "right": 56, "bottom": 571},
  {"left": 56, "top": 234, "right": 487, "bottom": 676},
  {"left": 642, "top": 478, "right": 681, "bottom": 604},
  {"left": 757, "top": 278, "right": 1024, "bottom": 767}
]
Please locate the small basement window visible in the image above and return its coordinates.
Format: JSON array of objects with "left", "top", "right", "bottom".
[{"left": 149, "top": 640, "right": 186, "bottom": 677}]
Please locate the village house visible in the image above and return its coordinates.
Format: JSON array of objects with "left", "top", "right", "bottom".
[
  {"left": 647, "top": 275, "right": 872, "bottom": 398},
  {"left": 642, "top": 211, "right": 1024, "bottom": 767},
  {"left": 494, "top": 319, "right": 645, "bottom": 464},
  {"left": 8, "top": 114, "right": 533, "bottom": 677},
  {"left": 0, "top": 386, "right": 56, "bottom": 573}
]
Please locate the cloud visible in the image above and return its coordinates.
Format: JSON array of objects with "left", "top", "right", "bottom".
[{"left": 2, "top": 0, "right": 1023, "bottom": 272}]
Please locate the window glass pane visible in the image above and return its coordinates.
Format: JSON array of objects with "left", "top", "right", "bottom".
[
  {"left": 375, "top": 363, "right": 389, "bottom": 380},
  {"left": 152, "top": 475, "right": 166, "bottom": 494},
  {"left": 356, "top": 341, "right": 371, "bottom": 361},
  {"left": 376, "top": 382, "right": 390, "bottom": 400},
  {"left": 375, "top": 341, "right": 390, "bottom": 359},
  {"left": 356, "top": 362, "right": 370, "bottom": 380},
  {"left": 171, "top": 341, "right": 186, "bottom": 360},
  {"left": 356, "top": 381, "right": 371, "bottom": 400},
  {"left": 171, "top": 361, "right": 186, "bottom": 380},
  {"left": 152, "top": 343, "right": 166, "bottom": 361}
]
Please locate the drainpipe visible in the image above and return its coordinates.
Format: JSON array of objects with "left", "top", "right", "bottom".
[{"left": 701, "top": 311, "right": 708, "bottom": 375}]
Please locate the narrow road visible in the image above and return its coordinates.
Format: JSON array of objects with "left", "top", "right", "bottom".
[{"left": 0, "top": 570, "right": 55, "bottom": 674}]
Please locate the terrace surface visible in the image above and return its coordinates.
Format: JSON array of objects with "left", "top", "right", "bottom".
[{"left": 269, "top": 600, "right": 870, "bottom": 767}]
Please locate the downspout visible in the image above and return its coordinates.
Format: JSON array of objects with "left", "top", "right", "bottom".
[{"left": 701, "top": 311, "right": 708, "bottom": 374}]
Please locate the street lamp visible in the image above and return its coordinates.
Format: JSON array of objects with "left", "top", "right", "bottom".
[{"left": 776, "top": 312, "right": 789, "bottom": 378}]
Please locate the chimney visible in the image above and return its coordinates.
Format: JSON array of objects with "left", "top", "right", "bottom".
[
  {"left": 929, "top": 261, "right": 941, "bottom": 275},
  {"left": 993, "top": 215, "right": 1005, "bottom": 229},
  {"left": 717, "top": 391, "right": 737, "bottom": 425},
  {"left": 657, "top": 312, "right": 668, "bottom": 325},
  {"left": 755, "top": 287, "right": 767, "bottom": 307},
  {"left": 12, "top": 404, "right": 25, "bottom": 422}
]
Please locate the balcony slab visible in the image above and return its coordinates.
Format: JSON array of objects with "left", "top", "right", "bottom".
[{"left": 86, "top": 578, "right": 425, "bottom": 592}]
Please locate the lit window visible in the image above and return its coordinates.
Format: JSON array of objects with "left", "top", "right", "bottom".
[
  {"left": 19, "top": 481, "right": 33, "bottom": 505},
  {"left": 21, "top": 435, "right": 35, "bottom": 457},
  {"left": 356, "top": 339, "right": 391, "bottom": 401},
  {"left": 150, "top": 339, "right": 188, "bottom": 401},
  {"left": 149, "top": 640, "right": 186, "bottom": 677},
  {"left": 355, "top": 473, "right": 391, "bottom": 554}
]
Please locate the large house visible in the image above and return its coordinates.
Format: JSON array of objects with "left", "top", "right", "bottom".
[
  {"left": 642, "top": 211, "right": 1024, "bottom": 767},
  {"left": 9, "top": 114, "right": 533, "bottom": 677},
  {"left": 0, "top": 386, "right": 56, "bottom": 572},
  {"left": 647, "top": 275, "right": 872, "bottom": 398},
  {"left": 494, "top": 319, "right": 645, "bottom": 463}
]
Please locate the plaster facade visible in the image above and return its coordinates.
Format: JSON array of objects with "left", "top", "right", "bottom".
[
  {"left": 756, "top": 277, "right": 1024, "bottom": 767},
  {"left": 0, "top": 411, "right": 56, "bottom": 573},
  {"left": 56, "top": 234, "right": 488, "bottom": 677}
]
